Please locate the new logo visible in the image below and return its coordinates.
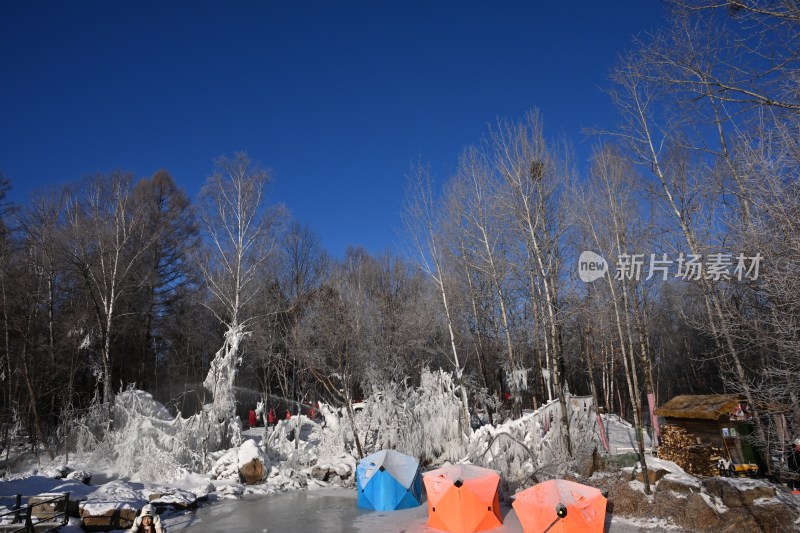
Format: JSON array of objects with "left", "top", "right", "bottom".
[{"left": 578, "top": 251, "right": 608, "bottom": 283}]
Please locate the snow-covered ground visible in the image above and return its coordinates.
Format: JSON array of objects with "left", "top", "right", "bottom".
[
  {"left": 1, "top": 481, "right": 676, "bottom": 533},
  {"left": 0, "top": 379, "right": 698, "bottom": 533},
  {"left": 0, "top": 405, "right": 684, "bottom": 533},
  {"left": 600, "top": 414, "right": 653, "bottom": 454}
]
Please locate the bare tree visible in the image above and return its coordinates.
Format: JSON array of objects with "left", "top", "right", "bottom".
[
  {"left": 62, "top": 173, "right": 159, "bottom": 419},
  {"left": 297, "top": 253, "right": 371, "bottom": 457},
  {"left": 492, "top": 111, "right": 573, "bottom": 455},
  {"left": 607, "top": 37, "right": 775, "bottom": 468},
  {"left": 576, "top": 146, "right": 656, "bottom": 492},
  {"left": 449, "top": 148, "right": 522, "bottom": 418},
  {"left": 280, "top": 221, "right": 328, "bottom": 448},
  {"left": 403, "top": 164, "right": 471, "bottom": 438}
]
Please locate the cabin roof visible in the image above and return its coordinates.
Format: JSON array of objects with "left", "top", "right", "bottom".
[{"left": 655, "top": 394, "right": 745, "bottom": 421}]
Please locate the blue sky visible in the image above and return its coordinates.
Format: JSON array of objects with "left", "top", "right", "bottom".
[{"left": 0, "top": 1, "right": 668, "bottom": 257}]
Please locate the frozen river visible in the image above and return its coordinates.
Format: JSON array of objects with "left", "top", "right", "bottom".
[{"left": 167, "top": 487, "right": 671, "bottom": 532}]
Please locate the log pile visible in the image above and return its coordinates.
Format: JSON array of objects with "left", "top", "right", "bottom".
[{"left": 657, "top": 425, "right": 722, "bottom": 477}]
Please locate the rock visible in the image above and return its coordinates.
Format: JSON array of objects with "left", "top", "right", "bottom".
[
  {"left": 29, "top": 492, "right": 69, "bottom": 522},
  {"left": 39, "top": 467, "right": 67, "bottom": 479},
  {"left": 635, "top": 467, "right": 670, "bottom": 485},
  {"left": 702, "top": 477, "right": 776, "bottom": 508},
  {"left": 143, "top": 488, "right": 199, "bottom": 510},
  {"left": 738, "top": 485, "right": 775, "bottom": 506},
  {"left": 79, "top": 503, "right": 139, "bottom": 532},
  {"left": 682, "top": 493, "right": 718, "bottom": 531},
  {"left": 239, "top": 457, "right": 266, "bottom": 485},
  {"left": 717, "top": 508, "right": 763, "bottom": 532},
  {"left": 333, "top": 462, "right": 352, "bottom": 479},
  {"left": 573, "top": 447, "right": 600, "bottom": 478},
  {"left": 311, "top": 465, "right": 331, "bottom": 482},
  {"left": 748, "top": 503, "right": 799, "bottom": 533},
  {"left": 66, "top": 470, "right": 92, "bottom": 485},
  {"left": 703, "top": 477, "right": 741, "bottom": 507},
  {"left": 656, "top": 473, "right": 701, "bottom": 495}
]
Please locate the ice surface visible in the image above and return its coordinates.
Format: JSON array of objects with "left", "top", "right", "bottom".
[{"left": 172, "top": 488, "right": 673, "bottom": 532}]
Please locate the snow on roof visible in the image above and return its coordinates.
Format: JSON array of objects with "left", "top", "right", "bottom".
[{"left": 655, "top": 394, "right": 744, "bottom": 420}]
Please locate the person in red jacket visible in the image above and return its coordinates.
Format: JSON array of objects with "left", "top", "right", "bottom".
[
  {"left": 788, "top": 438, "right": 800, "bottom": 490},
  {"left": 267, "top": 407, "right": 276, "bottom": 426}
]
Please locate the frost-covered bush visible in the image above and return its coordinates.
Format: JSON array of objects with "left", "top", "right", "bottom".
[
  {"left": 356, "top": 368, "right": 466, "bottom": 465},
  {"left": 73, "top": 389, "right": 189, "bottom": 481},
  {"left": 71, "top": 326, "right": 248, "bottom": 481},
  {"left": 465, "top": 393, "right": 599, "bottom": 489},
  {"left": 73, "top": 395, "right": 109, "bottom": 455},
  {"left": 72, "top": 384, "right": 247, "bottom": 481}
]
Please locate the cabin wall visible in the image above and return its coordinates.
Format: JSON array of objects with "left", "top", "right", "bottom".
[{"left": 664, "top": 417, "right": 754, "bottom": 464}]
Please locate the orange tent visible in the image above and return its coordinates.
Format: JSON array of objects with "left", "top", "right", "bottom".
[
  {"left": 422, "top": 464, "right": 502, "bottom": 532},
  {"left": 512, "top": 479, "right": 607, "bottom": 533}
]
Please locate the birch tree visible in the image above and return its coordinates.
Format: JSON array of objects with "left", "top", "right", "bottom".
[
  {"left": 450, "top": 148, "right": 522, "bottom": 418},
  {"left": 403, "top": 164, "right": 471, "bottom": 438},
  {"left": 63, "top": 173, "right": 159, "bottom": 419},
  {"left": 492, "top": 112, "right": 573, "bottom": 455},
  {"left": 196, "top": 153, "right": 283, "bottom": 447},
  {"left": 606, "top": 1, "right": 800, "bottom": 467},
  {"left": 577, "top": 146, "right": 656, "bottom": 492}
]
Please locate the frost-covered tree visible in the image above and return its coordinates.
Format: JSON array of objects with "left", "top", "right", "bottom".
[{"left": 195, "top": 153, "right": 283, "bottom": 451}]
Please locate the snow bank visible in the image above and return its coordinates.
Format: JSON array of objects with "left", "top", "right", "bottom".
[{"left": 0, "top": 475, "right": 95, "bottom": 501}]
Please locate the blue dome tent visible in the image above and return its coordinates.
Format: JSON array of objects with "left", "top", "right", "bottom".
[{"left": 356, "top": 449, "right": 423, "bottom": 511}]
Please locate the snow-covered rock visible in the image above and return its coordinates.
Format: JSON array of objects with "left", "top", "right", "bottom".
[
  {"left": 142, "top": 486, "right": 199, "bottom": 510},
  {"left": 656, "top": 472, "right": 702, "bottom": 494},
  {"left": 79, "top": 481, "right": 147, "bottom": 531},
  {"left": 702, "top": 476, "right": 776, "bottom": 507},
  {"left": 237, "top": 440, "right": 268, "bottom": 484}
]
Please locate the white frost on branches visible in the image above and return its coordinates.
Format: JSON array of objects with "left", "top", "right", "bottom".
[
  {"left": 203, "top": 324, "right": 247, "bottom": 425},
  {"left": 356, "top": 369, "right": 466, "bottom": 464},
  {"left": 465, "top": 393, "right": 599, "bottom": 487},
  {"left": 72, "top": 325, "right": 249, "bottom": 480},
  {"left": 75, "top": 389, "right": 191, "bottom": 481}
]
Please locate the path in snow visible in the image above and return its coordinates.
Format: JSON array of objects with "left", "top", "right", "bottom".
[
  {"left": 171, "top": 488, "right": 677, "bottom": 532},
  {"left": 600, "top": 414, "right": 653, "bottom": 455}
]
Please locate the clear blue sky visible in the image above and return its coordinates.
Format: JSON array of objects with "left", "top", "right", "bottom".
[{"left": 0, "top": 1, "right": 668, "bottom": 257}]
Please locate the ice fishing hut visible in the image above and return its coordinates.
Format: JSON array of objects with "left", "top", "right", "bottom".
[{"left": 655, "top": 394, "right": 762, "bottom": 469}]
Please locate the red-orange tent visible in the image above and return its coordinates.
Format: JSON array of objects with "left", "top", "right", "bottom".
[
  {"left": 512, "top": 479, "right": 607, "bottom": 533},
  {"left": 422, "top": 464, "right": 502, "bottom": 533}
]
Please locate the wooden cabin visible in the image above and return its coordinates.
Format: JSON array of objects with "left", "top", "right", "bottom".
[{"left": 655, "top": 394, "right": 759, "bottom": 466}]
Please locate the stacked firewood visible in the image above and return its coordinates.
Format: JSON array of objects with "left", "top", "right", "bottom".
[{"left": 657, "top": 425, "right": 722, "bottom": 476}]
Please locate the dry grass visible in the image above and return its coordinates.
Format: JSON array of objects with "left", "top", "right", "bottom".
[{"left": 569, "top": 465, "right": 800, "bottom": 532}]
